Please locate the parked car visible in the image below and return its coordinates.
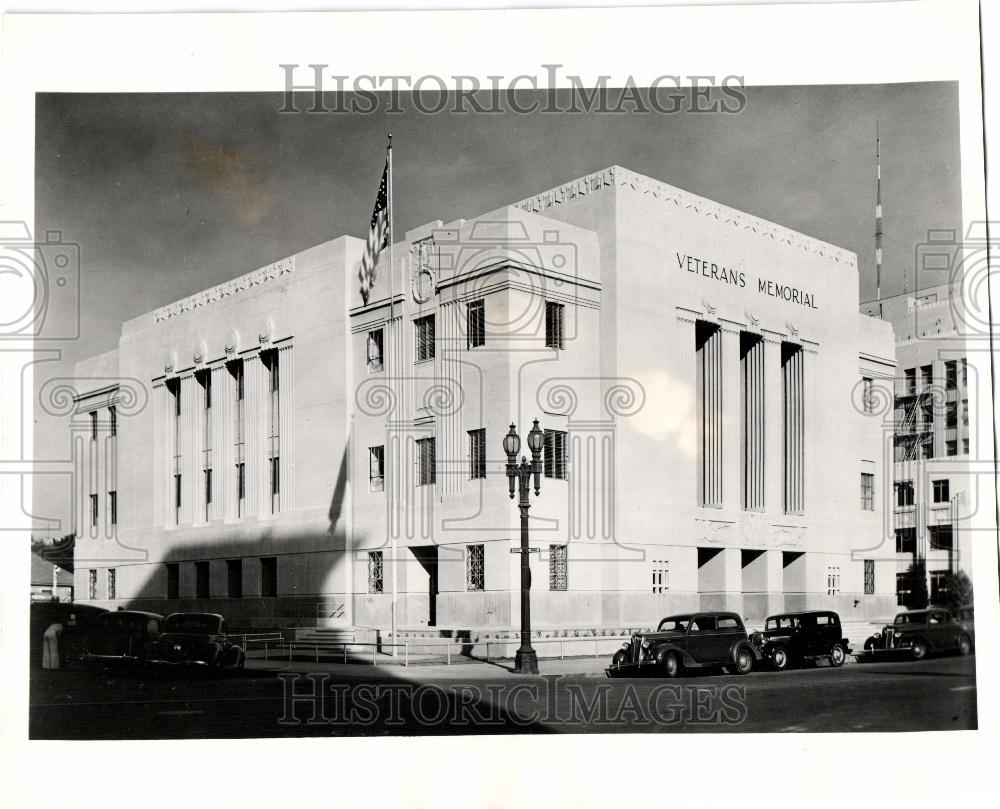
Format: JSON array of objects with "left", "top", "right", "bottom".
[
  {"left": 749, "top": 610, "right": 850, "bottom": 670},
  {"left": 30, "top": 602, "right": 108, "bottom": 668},
  {"left": 147, "top": 613, "right": 245, "bottom": 670},
  {"left": 863, "top": 608, "right": 972, "bottom": 660},
  {"left": 607, "top": 612, "right": 759, "bottom": 678},
  {"left": 954, "top": 605, "right": 975, "bottom": 648},
  {"left": 81, "top": 610, "right": 164, "bottom": 666}
]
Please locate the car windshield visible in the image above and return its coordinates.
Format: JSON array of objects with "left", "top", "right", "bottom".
[
  {"left": 766, "top": 616, "right": 799, "bottom": 631},
  {"left": 164, "top": 614, "right": 221, "bottom": 634},
  {"left": 657, "top": 616, "right": 691, "bottom": 632}
]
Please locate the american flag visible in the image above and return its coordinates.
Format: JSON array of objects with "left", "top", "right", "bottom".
[{"left": 359, "top": 159, "right": 389, "bottom": 305}]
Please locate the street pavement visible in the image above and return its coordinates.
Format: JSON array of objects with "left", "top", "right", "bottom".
[{"left": 29, "top": 653, "right": 977, "bottom": 738}]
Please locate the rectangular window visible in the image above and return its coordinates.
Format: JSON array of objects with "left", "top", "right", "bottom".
[
  {"left": 782, "top": 342, "right": 805, "bottom": 514},
  {"left": 930, "top": 570, "right": 950, "bottom": 604},
  {"left": 921, "top": 437, "right": 934, "bottom": 460},
  {"left": 651, "top": 559, "right": 670, "bottom": 594},
  {"left": 166, "top": 563, "right": 179, "bottom": 600},
  {"left": 929, "top": 525, "right": 954, "bottom": 551},
  {"left": 367, "top": 328, "right": 384, "bottom": 372},
  {"left": 416, "top": 437, "right": 436, "bottom": 486},
  {"left": 367, "top": 551, "right": 384, "bottom": 594},
  {"left": 468, "top": 428, "right": 486, "bottom": 480},
  {"left": 545, "top": 301, "right": 565, "bottom": 350},
  {"left": 109, "top": 406, "right": 117, "bottom": 437},
  {"left": 415, "top": 315, "right": 435, "bottom": 362},
  {"left": 864, "top": 559, "right": 875, "bottom": 595},
  {"left": 236, "top": 462, "right": 245, "bottom": 516},
  {"left": 108, "top": 490, "right": 117, "bottom": 526},
  {"left": 696, "top": 322, "right": 722, "bottom": 507},
  {"left": 549, "top": 544, "right": 568, "bottom": 591},
  {"left": 88, "top": 569, "right": 97, "bottom": 600},
  {"left": 195, "top": 561, "right": 210, "bottom": 599},
  {"left": 961, "top": 358, "right": 967, "bottom": 385},
  {"left": 860, "top": 473, "right": 875, "bottom": 510},
  {"left": 173, "top": 473, "right": 182, "bottom": 524},
  {"left": 369, "top": 445, "right": 385, "bottom": 492},
  {"left": 90, "top": 410, "right": 98, "bottom": 440},
  {"left": 740, "top": 332, "right": 765, "bottom": 509},
  {"left": 895, "top": 527, "right": 917, "bottom": 555},
  {"left": 932, "top": 479, "right": 950, "bottom": 503},
  {"left": 921, "top": 364, "right": 933, "bottom": 389},
  {"left": 90, "top": 493, "right": 98, "bottom": 527},
  {"left": 946, "top": 440, "right": 957, "bottom": 457},
  {"left": 945, "top": 360, "right": 957, "bottom": 389},
  {"left": 204, "top": 468, "right": 212, "bottom": 521},
  {"left": 826, "top": 566, "right": 841, "bottom": 596},
  {"left": 198, "top": 370, "right": 212, "bottom": 455},
  {"left": 466, "top": 544, "right": 485, "bottom": 591},
  {"left": 896, "top": 480, "right": 914, "bottom": 507},
  {"left": 946, "top": 401, "right": 958, "bottom": 428},
  {"left": 270, "top": 455, "right": 281, "bottom": 513},
  {"left": 896, "top": 572, "right": 911, "bottom": 606},
  {"left": 904, "top": 368, "right": 916, "bottom": 395},
  {"left": 261, "top": 557, "right": 277, "bottom": 598},
  {"left": 543, "top": 429, "right": 567, "bottom": 480},
  {"left": 467, "top": 299, "right": 485, "bottom": 348},
  {"left": 862, "top": 377, "right": 874, "bottom": 413},
  {"left": 106, "top": 569, "right": 116, "bottom": 600},
  {"left": 963, "top": 438, "right": 970, "bottom": 455},
  {"left": 227, "top": 559, "right": 243, "bottom": 599}
]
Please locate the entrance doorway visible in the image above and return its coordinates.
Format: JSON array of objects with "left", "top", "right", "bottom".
[{"left": 412, "top": 546, "right": 439, "bottom": 627}]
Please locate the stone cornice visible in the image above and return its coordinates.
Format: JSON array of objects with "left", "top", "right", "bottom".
[{"left": 513, "top": 165, "right": 856, "bottom": 267}]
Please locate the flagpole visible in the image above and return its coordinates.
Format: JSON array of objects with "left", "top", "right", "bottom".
[{"left": 387, "top": 133, "right": 397, "bottom": 656}]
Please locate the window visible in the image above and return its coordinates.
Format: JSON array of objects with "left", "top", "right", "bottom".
[
  {"left": 946, "top": 440, "right": 957, "bottom": 457},
  {"left": 468, "top": 429, "right": 486, "bottom": 480},
  {"left": 895, "top": 572, "right": 911, "bottom": 606},
  {"left": 651, "top": 559, "right": 669, "bottom": 594},
  {"left": 369, "top": 445, "right": 385, "bottom": 492},
  {"left": 90, "top": 493, "right": 98, "bottom": 527},
  {"left": 864, "top": 559, "right": 875, "bottom": 595},
  {"left": 236, "top": 462, "right": 246, "bottom": 516},
  {"left": 466, "top": 544, "right": 485, "bottom": 591},
  {"left": 90, "top": 410, "right": 98, "bottom": 440},
  {"left": 166, "top": 563, "right": 179, "bottom": 600},
  {"left": 961, "top": 358, "right": 967, "bottom": 385},
  {"left": 896, "top": 480, "right": 914, "bottom": 507},
  {"left": 904, "top": 368, "right": 916, "bottom": 395},
  {"left": 204, "top": 468, "right": 212, "bottom": 521},
  {"left": 367, "top": 551, "right": 384, "bottom": 594},
  {"left": 826, "top": 566, "right": 841, "bottom": 596},
  {"left": 227, "top": 559, "right": 243, "bottom": 599},
  {"left": 174, "top": 473, "right": 182, "bottom": 524},
  {"left": 195, "top": 561, "right": 210, "bottom": 599},
  {"left": 545, "top": 301, "right": 564, "bottom": 349},
  {"left": 270, "top": 456, "right": 281, "bottom": 512},
  {"left": 945, "top": 360, "right": 957, "bottom": 390},
  {"left": 549, "top": 544, "right": 568, "bottom": 591},
  {"left": 88, "top": 569, "right": 97, "bottom": 600},
  {"left": 862, "top": 377, "right": 874, "bottom": 413},
  {"left": 946, "top": 401, "right": 958, "bottom": 428},
  {"left": 929, "top": 525, "right": 953, "bottom": 551},
  {"left": 261, "top": 557, "right": 277, "bottom": 598},
  {"left": 930, "top": 571, "right": 950, "bottom": 604},
  {"left": 367, "top": 328, "right": 384, "bottom": 372},
  {"left": 920, "top": 364, "right": 932, "bottom": 388},
  {"left": 895, "top": 527, "right": 916, "bottom": 555},
  {"left": 543, "top": 429, "right": 567, "bottom": 480},
  {"left": 932, "top": 479, "right": 950, "bottom": 503},
  {"left": 697, "top": 322, "right": 723, "bottom": 507},
  {"left": 717, "top": 616, "right": 740, "bottom": 630},
  {"left": 741, "top": 332, "right": 765, "bottom": 509},
  {"left": 962, "top": 438, "right": 969, "bottom": 455},
  {"left": 415, "top": 315, "right": 435, "bottom": 362},
  {"left": 860, "top": 473, "right": 875, "bottom": 510},
  {"left": 920, "top": 438, "right": 934, "bottom": 460},
  {"left": 109, "top": 490, "right": 117, "bottom": 526},
  {"left": 109, "top": 406, "right": 117, "bottom": 437},
  {"left": 467, "top": 299, "right": 485, "bottom": 348},
  {"left": 106, "top": 569, "right": 116, "bottom": 600},
  {"left": 416, "top": 437, "right": 436, "bottom": 486},
  {"left": 782, "top": 342, "right": 805, "bottom": 514}
]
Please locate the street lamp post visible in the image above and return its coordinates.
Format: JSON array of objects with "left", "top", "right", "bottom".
[{"left": 503, "top": 419, "right": 545, "bottom": 675}]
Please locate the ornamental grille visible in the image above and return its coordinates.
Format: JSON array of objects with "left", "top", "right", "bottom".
[
  {"left": 549, "top": 545, "right": 568, "bottom": 591},
  {"left": 466, "top": 544, "right": 485, "bottom": 591},
  {"left": 864, "top": 559, "right": 875, "bottom": 595},
  {"left": 368, "top": 551, "right": 383, "bottom": 594},
  {"left": 468, "top": 429, "right": 486, "bottom": 480}
]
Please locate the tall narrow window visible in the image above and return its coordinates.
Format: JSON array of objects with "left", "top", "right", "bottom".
[
  {"left": 204, "top": 469, "right": 213, "bottom": 522},
  {"left": 945, "top": 360, "right": 957, "bottom": 390},
  {"left": 860, "top": 473, "right": 874, "bottom": 510},
  {"left": 230, "top": 359, "right": 245, "bottom": 517},
  {"left": 696, "top": 321, "right": 723, "bottom": 507},
  {"left": 740, "top": 332, "right": 765, "bottom": 510},
  {"left": 166, "top": 563, "right": 179, "bottom": 600},
  {"left": 862, "top": 377, "right": 874, "bottom": 413},
  {"left": 227, "top": 559, "right": 243, "bottom": 599},
  {"left": 416, "top": 437, "right": 436, "bottom": 486},
  {"left": 549, "top": 545, "right": 568, "bottom": 591},
  {"left": 261, "top": 557, "right": 277, "bottom": 598},
  {"left": 264, "top": 350, "right": 281, "bottom": 515},
  {"left": 895, "top": 527, "right": 916, "bottom": 555},
  {"left": 367, "top": 328, "right": 384, "bottom": 372},
  {"left": 466, "top": 544, "right": 485, "bottom": 591},
  {"left": 932, "top": 479, "right": 949, "bottom": 503},
  {"left": 467, "top": 299, "right": 485, "bottom": 348},
  {"left": 88, "top": 569, "right": 97, "bottom": 599},
  {"left": 415, "top": 315, "right": 435, "bottom": 362},
  {"left": 369, "top": 445, "right": 385, "bottom": 492},
  {"left": 90, "top": 410, "right": 98, "bottom": 440},
  {"left": 468, "top": 428, "right": 486, "bottom": 480},
  {"left": 109, "top": 405, "right": 117, "bottom": 437},
  {"left": 108, "top": 490, "right": 117, "bottom": 526},
  {"left": 368, "top": 551, "right": 384, "bottom": 594},
  {"left": 782, "top": 342, "right": 804, "bottom": 514},
  {"left": 199, "top": 370, "right": 212, "bottom": 521},
  {"left": 545, "top": 302, "right": 564, "bottom": 349},
  {"left": 173, "top": 473, "right": 182, "bottom": 524},
  {"left": 167, "top": 377, "right": 181, "bottom": 524},
  {"left": 90, "top": 493, "right": 98, "bottom": 527},
  {"left": 864, "top": 560, "right": 875, "bottom": 595},
  {"left": 195, "top": 561, "right": 210, "bottom": 599},
  {"left": 106, "top": 569, "right": 116, "bottom": 600},
  {"left": 904, "top": 367, "right": 916, "bottom": 395},
  {"left": 920, "top": 364, "right": 933, "bottom": 390},
  {"left": 270, "top": 456, "right": 280, "bottom": 505},
  {"left": 236, "top": 462, "right": 246, "bottom": 516},
  {"left": 895, "top": 480, "right": 914, "bottom": 507},
  {"left": 543, "top": 429, "right": 567, "bottom": 480}
]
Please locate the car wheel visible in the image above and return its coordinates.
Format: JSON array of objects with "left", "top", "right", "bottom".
[
  {"left": 829, "top": 643, "right": 847, "bottom": 668},
  {"left": 611, "top": 649, "right": 628, "bottom": 669},
  {"left": 661, "top": 652, "right": 682, "bottom": 679},
  {"left": 910, "top": 639, "right": 929, "bottom": 661},
  {"left": 770, "top": 646, "right": 790, "bottom": 671},
  {"left": 957, "top": 634, "right": 972, "bottom": 657},
  {"left": 732, "top": 646, "right": 754, "bottom": 675}
]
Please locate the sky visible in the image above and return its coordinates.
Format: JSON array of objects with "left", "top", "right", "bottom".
[{"left": 31, "top": 82, "right": 962, "bottom": 532}]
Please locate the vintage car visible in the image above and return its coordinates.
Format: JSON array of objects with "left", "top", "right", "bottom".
[
  {"left": 607, "top": 612, "right": 760, "bottom": 678},
  {"left": 863, "top": 608, "right": 972, "bottom": 660},
  {"left": 954, "top": 605, "right": 975, "bottom": 648},
  {"left": 749, "top": 610, "right": 850, "bottom": 670},
  {"left": 146, "top": 613, "right": 245, "bottom": 670},
  {"left": 81, "top": 610, "right": 164, "bottom": 666}
]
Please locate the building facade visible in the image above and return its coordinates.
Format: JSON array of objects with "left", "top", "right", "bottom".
[{"left": 71, "top": 165, "right": 896, "bottom": 630}]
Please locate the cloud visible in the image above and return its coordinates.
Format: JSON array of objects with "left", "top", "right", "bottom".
[{"left": 629, "top": 368, "right": 697, "bottom": 457}]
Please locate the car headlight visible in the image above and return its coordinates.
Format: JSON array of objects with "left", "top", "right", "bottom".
[{"left": 893, "top": 631, "right": 902, "bottom": 638}]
